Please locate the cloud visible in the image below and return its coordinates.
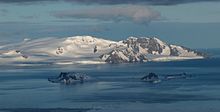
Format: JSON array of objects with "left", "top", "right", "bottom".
[
  {"left": 20, "top": 15, "right": 38, "bottom": 19},
  {"left": 0, "top": 9, "right": 8, "bottom": 16},
  {"left": 53, "top": 5, "right": 161, "bottom": 24},
  {"left": 66, "top": 0, "right": 220, "bottom": 5},
  {"left": 0, "top": 0, "right": 219, "bottom": 5},
  {"left": 0, "top": 9, "right": 7, "bottom": 12},
  {"left": 0, "top": 0, "right": 54, "bottom": 3}
]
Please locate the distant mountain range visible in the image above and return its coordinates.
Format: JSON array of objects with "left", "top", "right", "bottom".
[{"left": 0, "top": 36, "right": 205, "bottom": 64}]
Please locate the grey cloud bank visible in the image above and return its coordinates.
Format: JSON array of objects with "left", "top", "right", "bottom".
[
  {"left": 53, "top": 5, "right": 161, "bottom": 24},
  {"left": 66, "top": 0, "right": 220, "bottom": 5},
  {"left": 0, "top": 0, "right": 219, "bottom": 5}
]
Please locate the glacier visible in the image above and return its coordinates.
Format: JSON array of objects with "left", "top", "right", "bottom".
[{"left": 0, "top": 36, "right": 205, "bottom": 65}]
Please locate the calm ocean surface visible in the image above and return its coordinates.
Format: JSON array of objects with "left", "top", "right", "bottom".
[{"left": 0, "top": 49, "right": 220, "bottom": 112}]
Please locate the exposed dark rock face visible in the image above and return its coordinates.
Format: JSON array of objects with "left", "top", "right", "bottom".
[
  {"left": 100, "top": 48, "right": 148, "bottom": 64},
  {"left": 147, "top": 38, "right": 164, "bottom": 54},
  {"left": 100, "top": 50, "right": 128, "bottom": 64},
  {"left": 180, "top": 46, "right": 206, "bottom": 57},
  {"left": 123, "top": 37, "right": 166, "bottom": 54},
  {"left": 100, "top": 37, "right": 205, "bottom": 64},
  {"left": 56, "top": 47, "right": 64, "bottom": 55},
  {"left": 169, "top": 45, "right": 179, "bottom": 56}
]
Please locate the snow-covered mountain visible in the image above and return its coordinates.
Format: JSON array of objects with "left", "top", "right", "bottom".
[
  {"left": 100, "top": 37, "right": 204, "bottom": 63},
  {"left": 0, "top": 36, "right": 205, "bottom": 65}
]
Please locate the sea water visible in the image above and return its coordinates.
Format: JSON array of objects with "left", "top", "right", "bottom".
[{"left": 0, "top": 49, "right": 220, "bottom": 112}]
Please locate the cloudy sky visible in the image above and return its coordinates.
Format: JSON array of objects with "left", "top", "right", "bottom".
[{"left": 0, "top": 0, "right": 220, "bottom": 48}]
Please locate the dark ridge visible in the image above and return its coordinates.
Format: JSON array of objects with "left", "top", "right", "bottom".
[
  {"left": 169, "top": 45, "right": 179, "bottom": 56},
  {"left": 148, "top": 38, "right": 163, "bottom": 54},
  {"left": 181, "top": 46, "right": 208, "bottom": 57}
]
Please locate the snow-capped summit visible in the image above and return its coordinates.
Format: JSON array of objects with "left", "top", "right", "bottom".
[
  {"left": 55, "top": 36, "right": 121, "bottom": 57},
  {"left": 64, "top": 36, "right": 116, "bottom": 45}
]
